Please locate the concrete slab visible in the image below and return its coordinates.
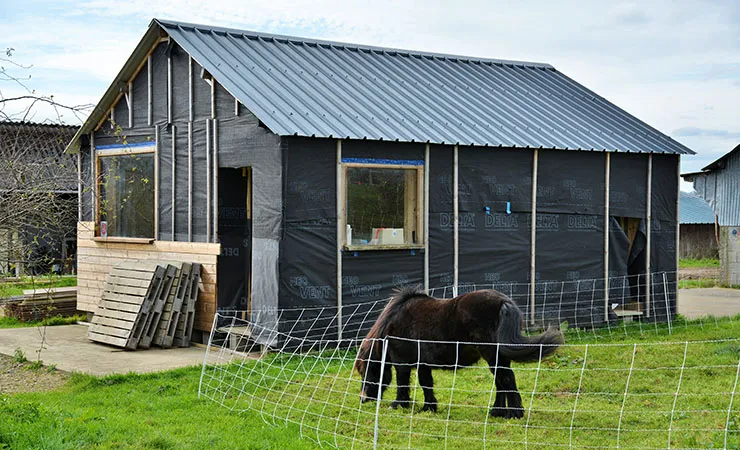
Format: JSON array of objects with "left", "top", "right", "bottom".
[
  {"left": 678, "top": 288, "right": 740, "bottom": 319},
  {"left": 0, "top": 324, "right": 207, "bottom": 376}
]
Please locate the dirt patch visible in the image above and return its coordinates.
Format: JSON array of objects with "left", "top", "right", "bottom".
[
  {"left": 0, "top": 353, "right": 67, "bottom": 394},
  {"left": 679, "top": 267, "right": 719, "bottom": 280}
]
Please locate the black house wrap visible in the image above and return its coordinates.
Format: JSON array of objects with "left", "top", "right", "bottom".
[{"left": 67, "top": 19, "right": 693, "bottom": 341}]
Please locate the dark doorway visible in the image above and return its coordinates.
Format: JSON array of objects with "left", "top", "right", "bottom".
[{"left": 217, "top": 167, "right": 252, "bottom": 315}]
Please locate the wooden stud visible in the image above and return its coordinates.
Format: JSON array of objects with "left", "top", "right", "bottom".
[
  {"left": 604, "top": 152, "right": 611, "bottom": 322},
  {"left": 188, "top": 56, "right": 193, "bottom": 123},
  {"left": 213, "top": 119, "right": 219, "bottom": 243},
  {"left": 646, "top": 154, "right": 652, "bottom": 318},
  {"left": 171, "top": 125, "right": 176, "bottom": 241},
  {"left": 424, "top": 144, "right": 430, "bottom": 292},
  {"left": 453, "top": 145, "right": 459, "bottom": 296},
  {"left": 336, "top": 139, "right": 343, "bottom": 340},
  {"left": 128, "top": 81, "right": 133, "bottom": 128},
  {"left": 167, "top": 52, "right": 172, "bottom": 124},
  {"left": 147, "top": 55, "right": 152, "bottom": 126},
  {"left": 206, "top": 120, "right": 211, "bottom": 242},
  {"left": 530, "top": 149, "right": 539, "bottom": 325},
  {"left": 154, "top": 125, "right": 160, "bottom": 240},
  {"left": 188, "top": 122, "right": 193, "bottom": 242}
]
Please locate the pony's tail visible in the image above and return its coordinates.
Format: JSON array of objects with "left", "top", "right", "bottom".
[{"left": 497, "top": 302, "right": 564, "bottom": 362}]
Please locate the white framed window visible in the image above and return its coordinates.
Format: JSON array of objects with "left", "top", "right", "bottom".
[
  {"left": 341, "top": 158, "right": 424, "bottom": 249},
  {"left": 96, "top": 143, "right": 156, "bottom": 239}
]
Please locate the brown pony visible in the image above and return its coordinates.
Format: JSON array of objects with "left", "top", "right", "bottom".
[{"left": 355, "top": 286, "right": 564, "bottom": 418}]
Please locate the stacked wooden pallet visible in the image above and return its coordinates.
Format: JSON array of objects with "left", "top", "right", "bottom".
[
  {"left": 3, "top": 287, "right": 79, "bottom": 321},
  {"left": 87, "top": 260, "right": 201, "bottom": 350}
]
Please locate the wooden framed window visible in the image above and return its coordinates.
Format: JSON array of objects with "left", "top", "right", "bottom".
[
  {"left": 96, "top": 143, "right": 155, "bottom": 239},
  {"left": 341, "top": 158, "right": 424, "bottom": 250}
]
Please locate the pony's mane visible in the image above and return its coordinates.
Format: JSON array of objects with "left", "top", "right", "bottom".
[{"left": 355, "top": 285, "right": 426, "bottom": 374}]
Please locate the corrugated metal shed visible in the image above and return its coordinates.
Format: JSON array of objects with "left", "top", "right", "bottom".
[
  {"left": 679, "top": 191, "right": 716, "bottom": 224},
  {"left": 686, "top": 144, "right": 740, "bottom": 226},
  {"left": 67, "top": 19, "right": 695, "bottom": 155}
]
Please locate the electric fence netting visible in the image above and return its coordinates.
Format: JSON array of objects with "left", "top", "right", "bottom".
[{"left": 199, "top": 272, "right": 740, "bottom": 449}]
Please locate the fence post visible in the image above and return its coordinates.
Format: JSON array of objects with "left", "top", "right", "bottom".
[
  {"left": 374, "top": 338, "right": 389, "bottom": 450},
  {"left": 663, "top": 272, "right": 672, "bottom": 334}
]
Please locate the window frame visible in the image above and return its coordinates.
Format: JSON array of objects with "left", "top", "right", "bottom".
[
  {"left": 95, "top": 143, "right": 157, "bottom": 240},
  {"left": 340, "top": 160, "right": 424, "bottom": 251}
]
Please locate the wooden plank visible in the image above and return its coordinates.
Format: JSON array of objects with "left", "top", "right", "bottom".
[
  {"left": 139, "top": 263, "right": 179, "bottom": 349},
  {"left": 89, "top": 323, "right": 130, "bottom": 338},
  {"left": 95, "top": 307, "right": 139, "bottom": 320},
  {"left": 92, "top": 315, "right": 135, "bottom": 329},
  {"left": 87, "top": 331, "right": 128, "bottom": 347},
  {"left": 105, "top": 275, "right": 153, "bottom": 288},
  {"left": 108, "top": 268, "right": 156, "bottom": 281},
  {"left": 98, "top": 299, "right": 142, "bottom": 313},
  {"left": 101, "top": 291, "right": 147, "bottom": 306},
  {"left": 105, "top": 284, "right": 149, "bottom": 297}
]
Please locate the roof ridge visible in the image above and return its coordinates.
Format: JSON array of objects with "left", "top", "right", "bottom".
[{"left": 154, "top": 18, "right": 555, "bottom": 70}]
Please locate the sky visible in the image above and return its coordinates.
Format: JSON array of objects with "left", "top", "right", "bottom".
[{"left": 1, "top": 0, "right": 738, "bottom": 184}]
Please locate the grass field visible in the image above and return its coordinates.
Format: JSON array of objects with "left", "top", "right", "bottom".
[
  {"left": 679, "top": 258, "right": 720, "bottom": 269},
  {"left": 2, "top": 317, "right": 740, "bottom": 449},
  {"left": 0, "top": 315, "right": 85, "bottom": 329},
  {"left": 0, "top": 275, "right": 77, "bottom": 298}
]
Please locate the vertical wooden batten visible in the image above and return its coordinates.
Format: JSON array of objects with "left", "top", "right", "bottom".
[
  {"left": 336, "top": 139, "right": 343, "bottom": 340},
  {"left": 213, "top": 119, "right": 219, "bottom": 243},
  {"left": 90, "top": 133, "right": 96, "bottom": 225},
  {"left": 453, "top": 145, "right": 459, "bottom": 296},
  {"left": 205, "top": 120, "right": 211, "bottom": 243},
  {"left": 188, "top": 122, "right": 193, "bottom": 242},
  {"left": 604, "top": 152, "right": 611, "bottom": 322},
  {"left": 127, "top": 81, "right": 133, "bottom": 128},
  {"left": 646, "top": 154, "right": 653, "bottom": 318},
  {"left": 188, "top": 56, "right": 194, "bottom": 123},
  {"left": 171, "top": 125, "right": 176, "bottom": 241},
  {"left": 154, "top": 126, "right": 160, "bottom": 239},
  {"left": 530, "top": 149, "right": 539, "bottom": 325},
  {"left": 147, "top": 55, "right": 152, "bottom": 126},
  {"left": 77, "top": 151, "right": 82, "bottom": 222},
  {"left": 424, "top": 144, "right": 430, "bottom": 293}
]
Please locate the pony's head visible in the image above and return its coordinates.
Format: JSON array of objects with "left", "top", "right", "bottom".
[{"left": 354, "top": 339, "right": 391, "bottom": 403}]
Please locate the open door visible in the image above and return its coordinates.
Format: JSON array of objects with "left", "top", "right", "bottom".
[{"left": 217, "top": 167, "right": 252, "bottom": 315}]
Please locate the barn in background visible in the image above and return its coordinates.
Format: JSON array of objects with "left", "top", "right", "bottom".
[
  {"left": 683, "top": 144, "right": 740, "bottom": 286},
  {"left": 679, "top": 191, "right": 717, "bottom": 259},
  {"left": 1, "top": 121, "right": 79, "bottom": 276},
  {"left": 66, "top": 19, "right": 692, "bottom": 343}
]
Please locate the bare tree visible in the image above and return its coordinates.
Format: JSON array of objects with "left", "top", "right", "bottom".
[{"left": 0, "top": 48, "right": 92, "bottom": 277}]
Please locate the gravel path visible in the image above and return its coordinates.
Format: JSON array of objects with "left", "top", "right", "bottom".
[{"left": 0, "top": 353, "right": 67, "bottom": 394}]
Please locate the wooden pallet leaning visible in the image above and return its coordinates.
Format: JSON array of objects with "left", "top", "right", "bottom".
[
  {"left": 173, "top": 262, "right": 201, "bottom": 347},
  {"left": 138, "top": 263, "right": 180, "bottom": 349},
  {"left": 128, "top": 265, "right": 167, "bottom": 348},
  {"left": 154, "top": 263, "right": 192, "bottom": 348},
  {"left": 88, "top": 262, "right": 164, "bottom": 349}
]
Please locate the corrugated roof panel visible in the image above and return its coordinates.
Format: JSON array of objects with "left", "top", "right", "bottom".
[
  {"left": 154, "top": 19, "right": 693, "bottom": 154},
  {"left": 680, "top": 191, "right": 716, "bottom": 224}
]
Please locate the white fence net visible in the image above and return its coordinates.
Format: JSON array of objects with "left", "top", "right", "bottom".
[{"left": 199, "top": 273, "right": 740, "bottom": 449}]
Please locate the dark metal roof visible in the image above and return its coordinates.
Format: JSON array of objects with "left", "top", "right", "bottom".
[
  {"left": 1, "top": 121, "right": 79, "bottom": 193},
  {"left": 67, "top": 19, "right": 695, "bottom": 155},
  {"left": 679, "top": 191, "right": 716, "bottom": 224}
]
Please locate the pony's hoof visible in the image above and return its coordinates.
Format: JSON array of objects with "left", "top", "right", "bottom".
[
  {"left": 489, "top": 407, "right": 507, "bottom": 417},
  {"left": 391, "top": 400, "right": 411, "bottom": 409},
  {"left": 505, "top": 407, "right": 524, "bottom": 419},
  {"left": 421, "top": 403, "right": 437, "bottom": 413}
]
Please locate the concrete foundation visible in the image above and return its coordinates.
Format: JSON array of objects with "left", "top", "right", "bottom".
[{"left": 719, "top": 226, "right": 740, "bottom": 286}]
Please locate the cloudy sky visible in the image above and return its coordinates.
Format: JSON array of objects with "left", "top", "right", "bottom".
[{"left": 1, "top": 0, "right": 738, "bottom": 178}]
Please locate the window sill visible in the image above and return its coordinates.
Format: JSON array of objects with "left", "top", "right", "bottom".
[
  {"left": 344, "top": 244, "right": 424, "bottom": 252},
  {"left": 92, "top": 236, "right": 154, "bottom": 244}
]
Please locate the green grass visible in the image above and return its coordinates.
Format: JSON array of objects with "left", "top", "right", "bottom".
[
  {"left": 679, "top": 258, "right": 720, "bottom": 269},
  {"left": 0, "top": 315, "right": 86, "bottom": 329},
  {"left": 0, "top": 275, "right": 77, "bottom": 298},
  {"left": 2, "top": 317, "right": 740, "bottom": 449}
]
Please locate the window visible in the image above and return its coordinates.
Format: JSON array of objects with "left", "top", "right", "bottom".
[
  {"left": 97, "top": 146, "right": 155, "bottom": 238},
  {"left": 343, "top": 160, "right": 423, "bottom": 248}
]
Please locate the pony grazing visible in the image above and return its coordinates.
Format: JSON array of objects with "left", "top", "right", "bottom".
[{"left": 354, "top": 286, "right": 564, "bottom": 419}]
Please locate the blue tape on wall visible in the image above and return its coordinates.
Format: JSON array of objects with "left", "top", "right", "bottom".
[
  {"left": 95, "top": 141, "right": 156, "bottom": 150},
  {"left": 341, "top": 157, "right": 424, "bottom": 166}
]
